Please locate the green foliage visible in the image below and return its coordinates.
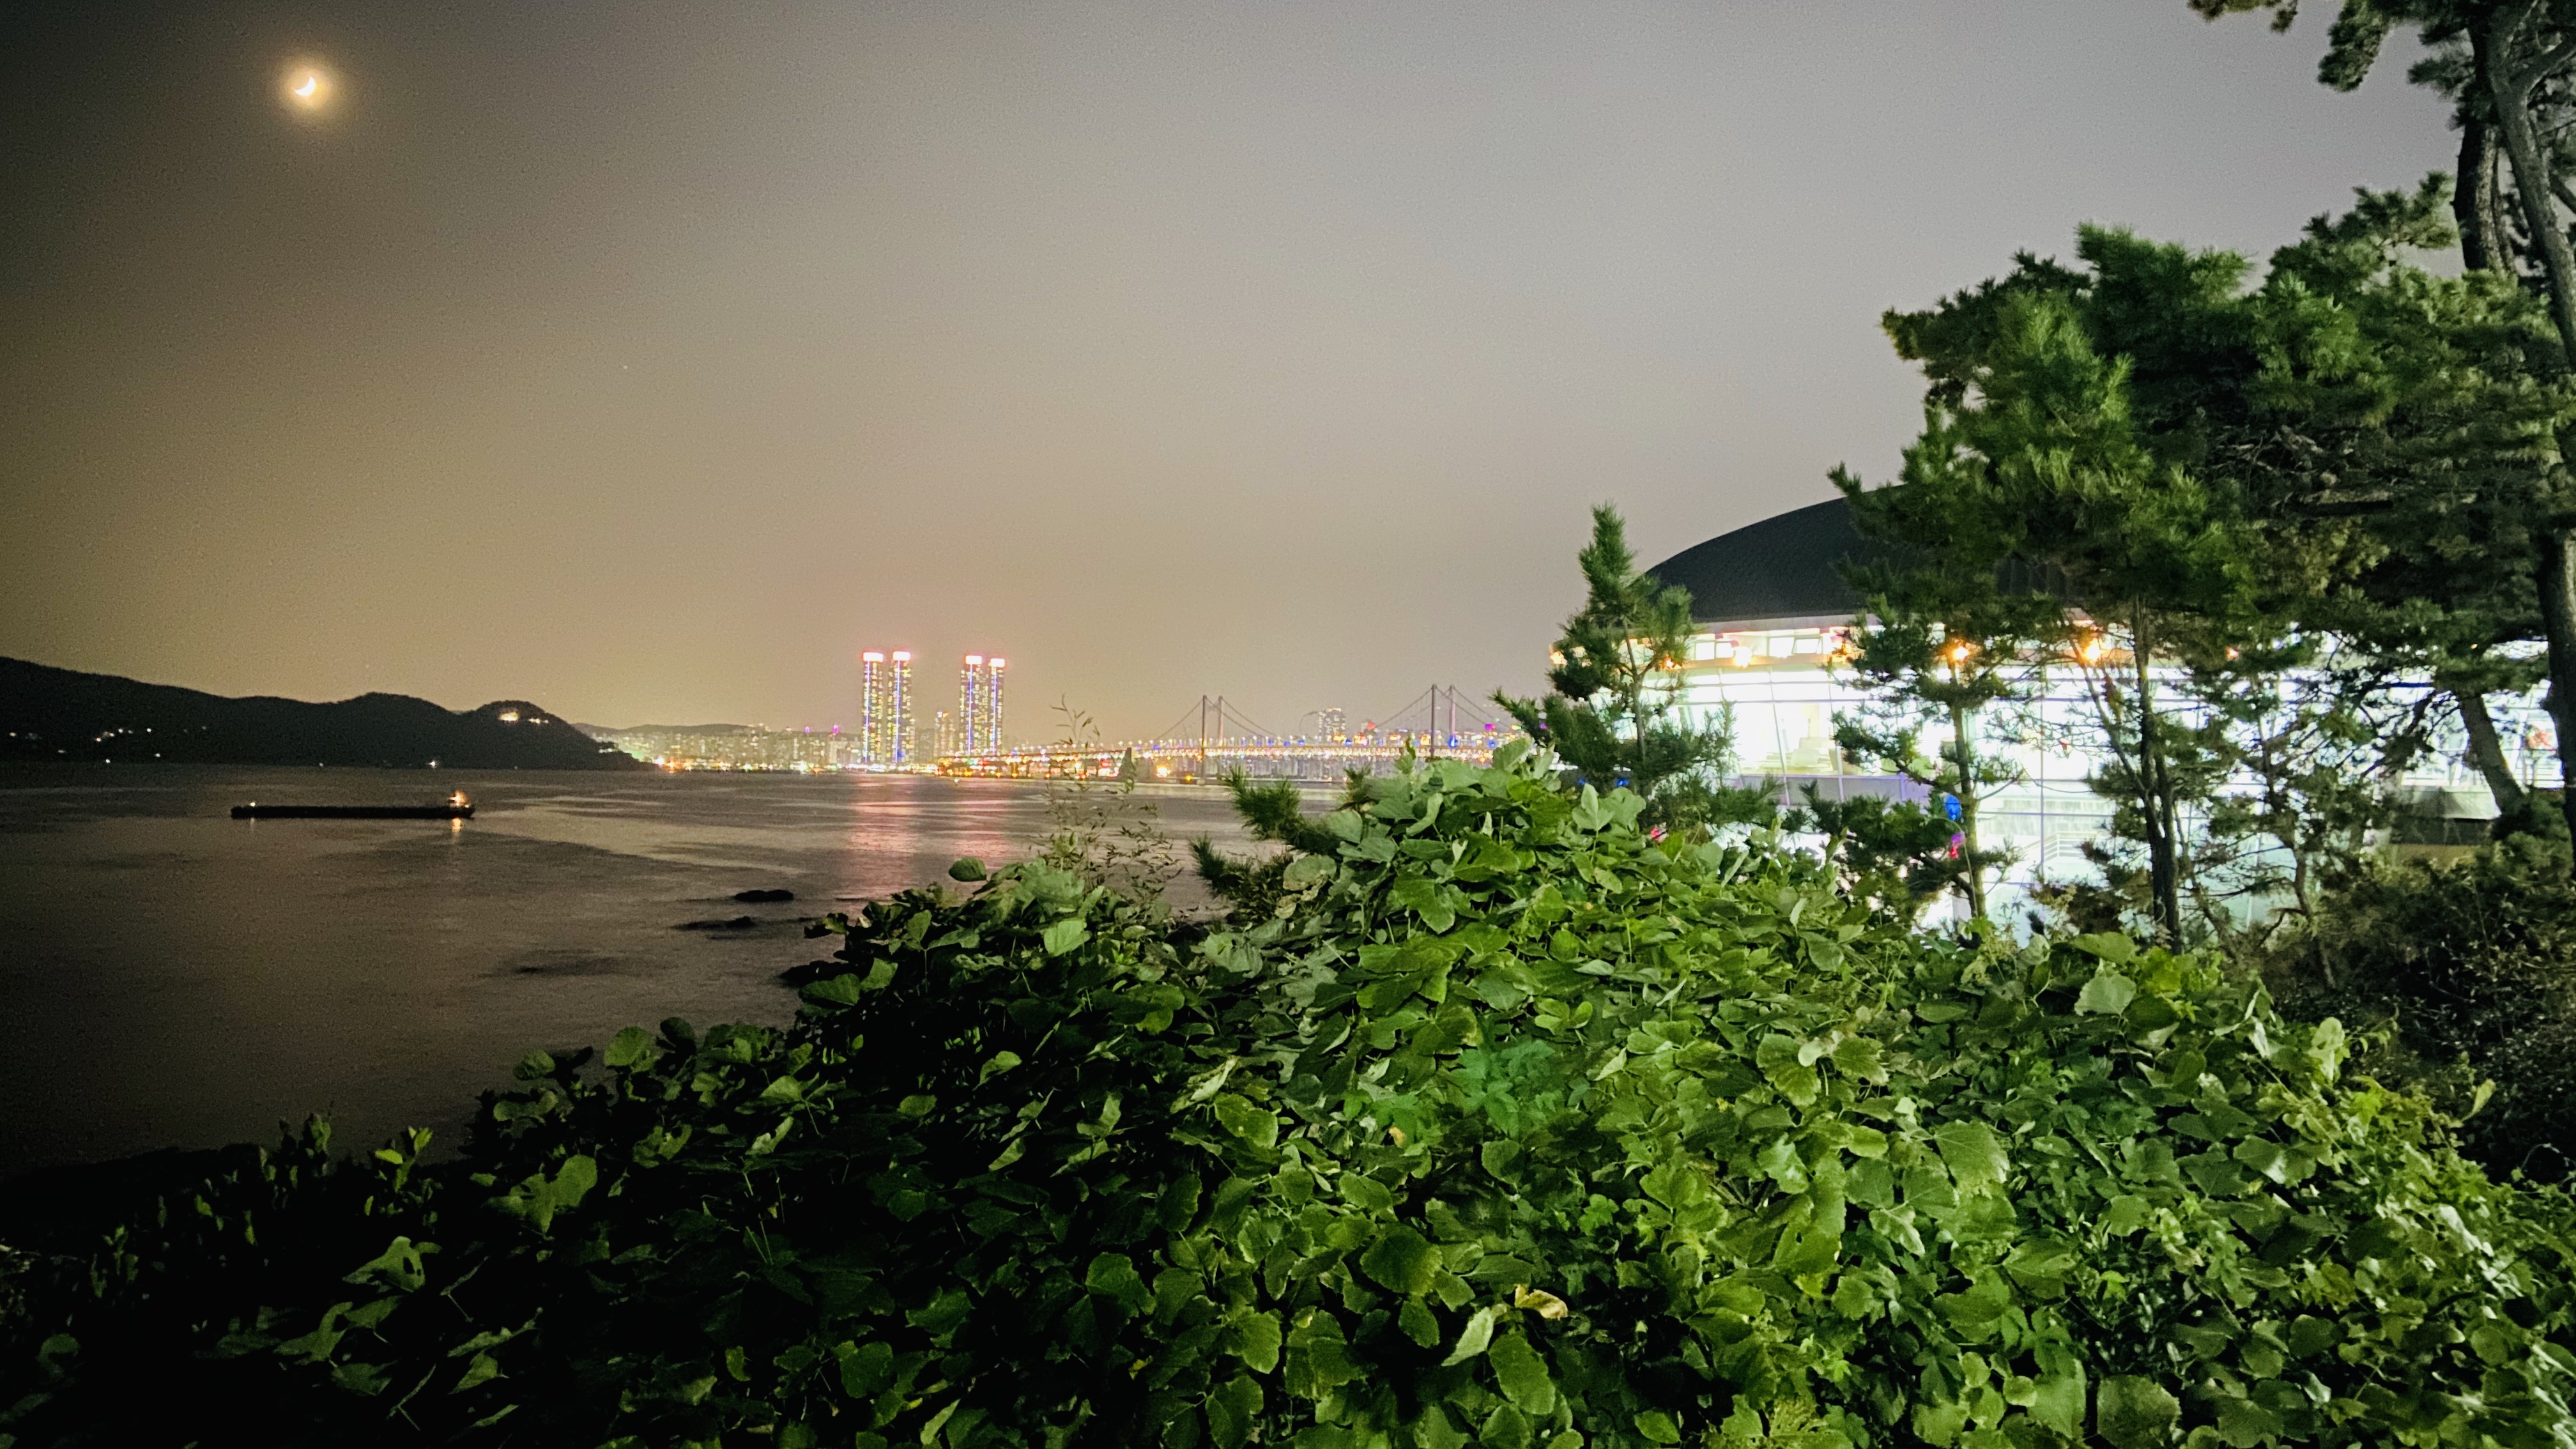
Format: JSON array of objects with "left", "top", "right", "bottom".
[
  {"left": 2194, "top": 0, "right": 2576, "bottom": 848},
  {"left": 1866, "top": 183, "right": 2576, "bottom": 939},
  {"left": 1497, "top": 506, "right": 1761, "bottom": 832},
  {"left": 1788, "top": 785, "right": 1968, "bottom": 926},
  {"left": 1193, "top": 771, "right": 1371, "bottom": 921},
  {"left": 1831, "top": 448, "right": 2059, "bottom": 922},
  {"left": 1866, "top": 263, "right": 2265, "bottom": 942},
  {"left": 2266, "top": 835, "right": 2576, "bottom": 1182},
  {"left": 7, "top": 750, "right": 2573, "bottom": 1447},
  {"left": 1041, "top": 699, "right": 1183, "bottom": 901}
]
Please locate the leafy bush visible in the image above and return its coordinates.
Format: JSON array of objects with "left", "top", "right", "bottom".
[
  {"left": 2263, "top": 836, "right": 2576, "bottom": 1184},
  {"left": 4, "top": 749, "right": 2573, "bottom": 1448}
]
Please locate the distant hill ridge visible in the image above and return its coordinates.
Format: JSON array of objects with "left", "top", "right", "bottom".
[
  {"left": 0, "top": 657, "right": 649, "bottom": 770},
  {"left": 579, "top": 722, "right": 755, "bottom": 738}
]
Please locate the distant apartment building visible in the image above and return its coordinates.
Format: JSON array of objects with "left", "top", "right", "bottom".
[
  {"left": 858, "top": 650, "right": 914, "bottom": 767},
  {"left": 931, "top": 709, "right": 956, "bottom": 760},
  {"left": 958, "top": 654, "right": 1007, "bottom": 753}
]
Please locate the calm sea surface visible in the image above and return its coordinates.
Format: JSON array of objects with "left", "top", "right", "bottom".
[{"left": 0, "top": 764, "right": 1257, "bottom": 1174}]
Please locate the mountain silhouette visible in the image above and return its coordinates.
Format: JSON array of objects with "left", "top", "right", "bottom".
[{"left": 0, "top": 657, "right": 649, "bottom": 770}]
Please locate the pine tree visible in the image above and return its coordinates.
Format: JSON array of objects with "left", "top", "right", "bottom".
[
  {"left": 1828, "top": 434, "right": 2060, "bottom": 924},
  {"left": 2200, "top": 0, "right": 2576, "bottom": 855},
  {"left": 1496, "top": 506, "right": 1754, "bottom": 830}
]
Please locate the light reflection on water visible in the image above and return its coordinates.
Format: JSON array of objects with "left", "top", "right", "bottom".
[{"left": 0, "top": 764, "right": 1256, "bottom": 1174}]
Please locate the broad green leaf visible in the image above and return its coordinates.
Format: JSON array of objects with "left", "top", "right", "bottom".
[
  {"left": 2212, "top": 1394, "right": 2279, "bottom": 1448},
  {"left": 1441, "top": 1305, "right": 1499, "bottom": 1365},
  {"left": 1486, "top": 1330, "right": 1557, "bottom": 1415},
  {"left": 1933, "top": 1120, "right": 2010, "bottom": 1195},
  {"left": 2097, "top": 1376, "right": 2180, "bottom": 1449},
  {"left": 1282, "top": 854, "right": 1335, "bottom": 890},
  {"left": 1413, "top": 1406, "right": 1469, "bottom": 1449},
  {"left": 1206, "top": 1376, "right": 1262, "bottom": 1449},
  {"left": 1830, "top": 1034, "right": 1888, "bottom": 1083},
  {"left": 343, "top": 1236, "right": 434, "bottom": 1292},
  {"left": 1041, "top": 917, "right": 1090, "bottom": 956},
  {"left": 1211, "top": 1094, "right": 1279, "bottom": 1150},
  {"left": 1358, "top": 1225, "right": 1443, "bottom": 1296},
  {"left": 604, "top": 1027, "right": 656, "bottom": 1069},
  {"left": 1084, "top": 1253, "right": 1147, "bottom": 1312},
  {"left": 2232, "top": 1137, "right": 2289, "bottom": 1184},
  {"left": 2076, "top": 970, "right": 2138, "bottom": 1015},
  {"left": 837, "top": 1340, "right": 893, "bottom": 1398},
  {"left": 1228, "top": 1312, "right": 1282, "bottom": 1373},
  {"left": 2071, "top": 932, "right": 2138, "bottom": 963},
  {"left": 801, "top": 974, "right": 865, "bottom": 1007},
  {"left": 1479, "top": 1403, "right": 1535, "bottom": 1449},
  {"left": 1398, "top": 1298, "right": 1439, "bottom": 1347},
  {"left": 492, "top": 1155, "right": 597, "bottom": 1235}
]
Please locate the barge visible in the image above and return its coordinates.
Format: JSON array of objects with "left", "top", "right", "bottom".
[{"left": 231, "top": 792, "right": 475, "bottom": 820}]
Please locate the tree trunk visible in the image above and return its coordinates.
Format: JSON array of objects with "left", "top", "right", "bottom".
[
  {"left": 2454, "top": 686, "right": 2530, "bottom": 819},
  {"left": 2131, "top": 615, "right": 2185, "bottom": 946},
  {"left": 2540, "top": 533, "right": 2576, "bottom": 845},
  {"left": 2485, "top": 8, "right": 2576, "bottom": 365},
  {"left": 1948, "top": 698, "right": 1988, "bottom": 922},
  {"left": 2457, "top": 111, "right": 2505, "bottom": 272},
  {"left": 2481, "top": 8, "right": 2576, "bottom": 862}
]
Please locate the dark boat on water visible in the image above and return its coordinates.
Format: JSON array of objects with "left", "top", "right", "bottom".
[{"left": 231, "top": 792, "right": 475, "bottom": 820}]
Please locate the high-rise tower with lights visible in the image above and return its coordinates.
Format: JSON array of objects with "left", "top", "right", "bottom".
[
  {"left": 888, "top": 651, "right": 912, "bottom": 765},
  {"left": 859, "top": 650, "right": 914, "bottom": 766},
  {"left": 958, "top": 654, "right": 1007, "bottom": 753}
]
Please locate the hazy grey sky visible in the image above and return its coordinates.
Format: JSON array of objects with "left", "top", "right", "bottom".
[{"left": 0, "top": 2, "right": 2451, "bottom": 737}]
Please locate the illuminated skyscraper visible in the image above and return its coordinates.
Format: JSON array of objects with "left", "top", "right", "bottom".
[
  {"left": 860, "top": 653, "right": 887, "bottom": 764},
  {"left": 889, "top": 651, "right": 912, "bottom": 765},
  {"left": 958, "top": 654, "right": 1008, "bottom": 753},
  {"left": 931, "top": 709, "right": 956, "bottom": 760},
  {"left": 859, "top": 650, "right": 915, "bottom": 766}
]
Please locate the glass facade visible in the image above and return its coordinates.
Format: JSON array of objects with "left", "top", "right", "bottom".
[{"left": 1670, "top": 624, "right": 2564, "bottom": 910}]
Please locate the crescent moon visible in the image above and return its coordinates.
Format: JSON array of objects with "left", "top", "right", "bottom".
[{"left": 294, "top": 74, "right": 318, "bottom": 98}]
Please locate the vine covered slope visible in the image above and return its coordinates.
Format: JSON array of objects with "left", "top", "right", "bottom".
[{"left": 4, "top": 747, "right": 2572, "bottom": 1447}]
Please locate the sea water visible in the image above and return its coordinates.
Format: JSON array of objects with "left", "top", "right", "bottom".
[{"left": 0, "top": 764, "right": 1255, "bottom": 1174}]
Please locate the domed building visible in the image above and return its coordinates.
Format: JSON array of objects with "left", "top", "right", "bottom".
[{"left": 1645, "top": 496, "right": 2549, "bottom": 903}]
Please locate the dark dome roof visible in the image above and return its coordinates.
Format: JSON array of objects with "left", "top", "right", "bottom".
[{"left": 1647, "top": 496, "right": 1880, "bottom": 628}]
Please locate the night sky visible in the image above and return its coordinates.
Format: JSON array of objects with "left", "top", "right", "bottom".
[{"left": 1, "top": 2, "right": 2451, "bottom": 739}]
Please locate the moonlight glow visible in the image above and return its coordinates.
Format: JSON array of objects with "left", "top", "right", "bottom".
[{"left": 280, "top": 61, "right": 335, "bottom": 117}]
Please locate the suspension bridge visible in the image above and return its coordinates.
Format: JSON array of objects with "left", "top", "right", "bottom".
[{"left": 932, "top": 686, "right": 1524, "bottom": 782}]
